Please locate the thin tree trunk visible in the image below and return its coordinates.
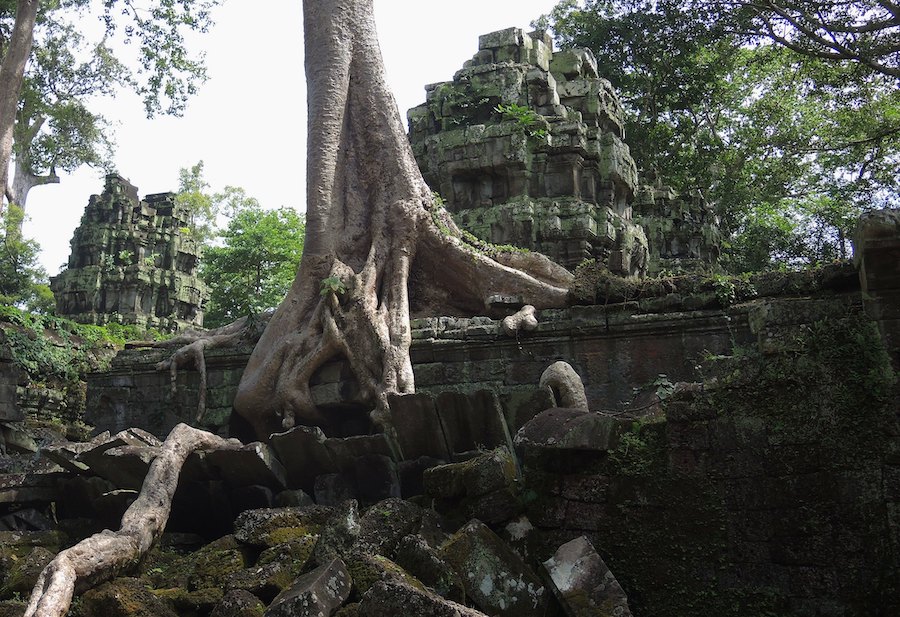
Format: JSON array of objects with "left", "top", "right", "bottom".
[
  {"left": 0, "top": 0, "right": 39, "bottom": 215},
  {"left": 6, "top": 161, "right": 59, "bottom": 241}
]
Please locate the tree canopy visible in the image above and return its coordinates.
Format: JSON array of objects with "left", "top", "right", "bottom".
[
  {"left": 0, "top": 0, "right": 222, "bottom": 215},
  {"left": 201, "top": 199, "right": 306, "bottom": 329}
]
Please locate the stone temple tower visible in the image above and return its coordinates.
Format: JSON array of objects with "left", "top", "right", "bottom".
[
  {"left": 408, "top": 27, "right": 649, "bottom": 275},
  {"left": 50, "top": 174, "right": 209, "bottom": 332}
]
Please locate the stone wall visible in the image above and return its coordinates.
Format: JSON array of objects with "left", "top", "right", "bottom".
[
  {"left": 86, "top": 302, "right": 752, "bottom": 440},
  {"left": 0, "top": 332, "right": 22, "bottom": 423},
  {"left": 79, "top": 267, "right": 900, "bottom": 616}
]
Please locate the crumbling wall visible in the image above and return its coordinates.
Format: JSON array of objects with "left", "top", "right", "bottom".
[{"left": 520, "top": 310, "right": 899, "bottom": 617}]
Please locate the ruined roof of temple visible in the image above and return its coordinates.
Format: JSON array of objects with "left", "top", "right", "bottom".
[
  {"left": 407, "top": 27, "right": 648, "bottom": 274},
  {"left": 49, "top": 174, "right": 209, "bottom": 333},
  {"left": 408, "top": 27, "right": 636, "bottom": 212},
  {"left": 407, "top": 27, "right": 722, "bottom": 275}
]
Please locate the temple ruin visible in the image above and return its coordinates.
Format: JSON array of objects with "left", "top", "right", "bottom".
[
  {"left": 408, "top": 27, "right": 721, "bottom": 275},
  {"left": 50, "top": 174, "right": 209, "bottom": 332}
]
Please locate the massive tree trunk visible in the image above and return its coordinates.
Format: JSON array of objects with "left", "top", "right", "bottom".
[
  {"left": 0, "top": 0, "right": 39, "bottom": 214},
  {"left": 231, "top": 0, "right": 572, "bottom": 441}
]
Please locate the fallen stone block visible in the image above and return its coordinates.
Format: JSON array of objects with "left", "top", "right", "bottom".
[
  {"left": 358, "top": 580, "right": 489, "bottom": 617},
  {"left": 233, "top": 505, "right": 333, "bottom": 547},
  {"left": 543, "top": 535, "right": 633, "bottom": 617},
  {"left": 514, "top": 408, "right": 624, "bottom": 455},
  {"left": 206, "top": 441, "right": 287, "bottom": 490},
  {"left": 269, "top": 425, "right": 336, "bottom": 491},
  {"left": 441, "top": 520, "right": 546, "bottom": 616},
  {"left": 265, "top": 557, "right": 351, "bottom": 617}
]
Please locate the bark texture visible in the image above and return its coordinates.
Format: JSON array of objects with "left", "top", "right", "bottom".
[
  {"left": 231, "top": 0, "right": 572, "bottom": 441},
  {"left": 0, "top": 0, "right": 39, "bottom": 213},
  {"left": 24, "top": 424, "right": 242, "bottom": 617}
]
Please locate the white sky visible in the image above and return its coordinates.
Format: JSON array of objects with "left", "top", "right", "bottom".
[{"left": 22, "top": 0, "right": 560, "bottom": 276}]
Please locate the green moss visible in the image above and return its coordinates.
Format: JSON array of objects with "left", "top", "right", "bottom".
[
  {"left": 347, "top": 553, "right": 425, "bottom": 598},
  {"left": 263, "top": 525, "right": 317, "bottom": 547}
]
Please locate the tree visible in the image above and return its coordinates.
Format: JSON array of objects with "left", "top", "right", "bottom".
[
  {"left": 230, "top": 0, "right": 572, "bottom": 441},
  {"left": 25, "top": 1, "right": 572, "bottom": 611},
  {"left": 0, "top": 0, "right": 222, "bottom": 215},
  {"left": 0, "top": 202, "right": 51, "bottom": 311},
  {"left": 0, "top": 0, "right": 39, "bottom": 213},
  {"left": 174, "top": 160, "right": 218, "bottom": 244},
  {"left": 9, "top": 20, "right": 124, "bottom": 217},
  {"left": 702, "top": 0, "right": 900, "bottom": 79},
  {"left": 201, "top": 200, "right": 306, "bottom": 328}
]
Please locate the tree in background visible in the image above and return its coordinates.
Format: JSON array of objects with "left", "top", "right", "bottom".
[
  {"left": 175, "top": 160, "right": 218, "bottom": 244},
  {"left": 9, "top": 20, "right": 124, "bottom": 219},
  {"left": 0, "top": 0, "right": 222, "bottom": 216},
  {"left": 542, "top": 0, "right": 899, "bottom": 270},
  {"left": 0, "top": 203, "right": 52, "bottom": 312},
  {"left": 201, "top": 198, "right": 306, "bottom": 329},
  {"left": 704, "top": 0, "right": 900, "bottom": 79}
]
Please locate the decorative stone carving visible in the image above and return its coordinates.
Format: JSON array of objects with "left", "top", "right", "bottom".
[
  {"left": 50, "top": 174, "right": 209, "bottom": 332},
  {"left": 408, "top": 27, "right": 648, "bottom": 275}
]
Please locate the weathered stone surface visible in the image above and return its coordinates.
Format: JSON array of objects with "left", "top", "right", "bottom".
[
  {"left": 358, "top": 580, "right": 489, "bottom": 617},
  {"left": 313, "top": 500, "right": 360, "bottom": 565},
  {"left": 514, "top": 408, "right": 624, "bottom": 455},
  {"left": 50, "top": 174, "right": 209, "bottom": 332},
  {"left": 265, "top": 557, "right": 351, "bottom": 617},
  {"left": 441, "top": 520, "right": 547, "bottom": 616},
  {"left": 394, "top": 534, "right": 465, "bottom": 603},
  {"left": 0, "top": 546, "right": 54, "bottom": 595},
  {"left": 210, "top": 589, "right": 266, "bottom": 617},
  {"left": 633, "top": 175, "right": 721, "bottom": 275},
  {"left": 314, "top": 473, "right": 357, "bottom": 506},
  {"left": 345, "top": 551, "right": 425, "bottom": 597},
  {"left": 0, "top": 473, "right": 62, "bottom": 505},
  {"left": 409, "top": 30, "right": 651, "bottom": 273},
  {"left": 356, "top": 498, "right": 424, "bottom": 556},
  {"left": 80, "top": 577, "right": 179, "bottom": 617},
  {"left": 0, "top": 424, "right": 35, "bottom": 454},
  {"left": 274, "top": 489, "right": 315, "bottom": 508},
  {"left": 77, "top": 444, "right": 159, "bottom": 490},
  {"left": 543, "top": 535, "right": 632, "bottom": 617},
  {"left": 206, "top": 441, "right": 287, "bottom": 490},
  {"left": 269, "top": 425, "right": 336, "bottom": 491},
  {"left": 388, "top": 392, "right": 451, "bottom": 460},
  {"left": 424, "top": 447, "right": 517, "bottom": 499},
  {"left": 233, "top": 506, "right": 333, "bottom": 547},
  {"left": 353, "top": 454, "right": 401, "bottom": 504},
  {"left": 435, "top": 390, "right": 511, "bottom": 455},
  {"left": 225, "top": 561, "right": 294, "bottom": 603}
]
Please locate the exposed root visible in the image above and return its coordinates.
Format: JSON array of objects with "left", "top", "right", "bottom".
[
  {"left": 24, "top": 424, "right": 242, "bottom": 617},
  {"left": 502, "top": 305, "right": 539, "bottom": 337},
  {"left": 155, "top": 314, "right": 270, "bottom": 422},
  {"left": 540, "top": 361, "right": 589, "bottom": 411}
]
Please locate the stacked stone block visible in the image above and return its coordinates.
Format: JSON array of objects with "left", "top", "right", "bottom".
[{"left": 633, "top": 174, "right": 723, "bottom": 275}]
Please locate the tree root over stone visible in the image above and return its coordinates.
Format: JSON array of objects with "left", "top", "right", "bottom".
[
  {"left": 154, "top": 314, "right": 270, "bottom": 423},
  {"left": 24, "top": 424, "right": 242, "bottom": 617}
]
